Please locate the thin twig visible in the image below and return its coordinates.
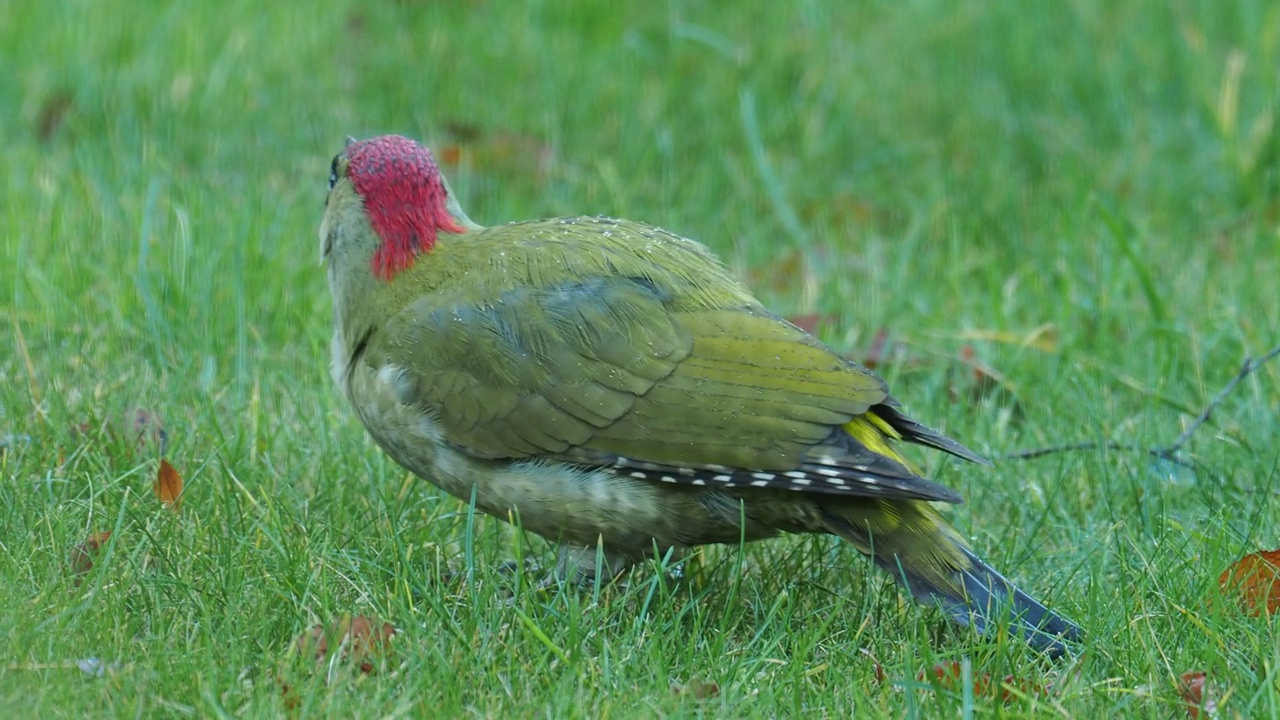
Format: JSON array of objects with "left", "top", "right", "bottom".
[
  {"left": 1004, "top": 441, "right": 1205, "bottom": 474},
  {"left": 1162, "top": 343, "right": 1280, "bottom": 454},
  {"left": 1007, "top": 342, "right": 1280, "bottom": 467}
]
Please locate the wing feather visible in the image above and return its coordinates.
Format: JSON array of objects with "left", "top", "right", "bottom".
[{"left": 368, "top": 218, "right": 981, "bottom": 501}]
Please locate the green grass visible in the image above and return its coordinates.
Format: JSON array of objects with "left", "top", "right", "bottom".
[{"left": 2, "top": 0, "right": 1279, "bottom": 716}]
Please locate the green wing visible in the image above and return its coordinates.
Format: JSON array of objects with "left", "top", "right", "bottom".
[
  {"left": 371, "top": 218, "right": 968, "bottom": 502},
  {"left": 384, "top": 273, "right": 693, "bottom": 458}
]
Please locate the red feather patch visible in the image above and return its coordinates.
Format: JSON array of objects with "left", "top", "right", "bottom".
[{"left": 346, "top": 135, "right": 465, "bottom": 280}]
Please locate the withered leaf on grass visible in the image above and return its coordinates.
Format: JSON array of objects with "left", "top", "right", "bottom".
[
  {"left": 954, "top": 345, "right": 1017, "bottom": 406},
  {"left": 862, "top": 328, "right": 893, "bottom": 370},
  {"left": 154, "top": 459, "right": 183, "bottom": 512},
  {"left": 877, "top": 661, "right": 1047, "bottom": 704},
  {"left": 294, "top": 615, "right": 397, "bottom": 675},
  {"left": 129, "top": 408, "right": 168, "bottom": 455},
  {"left": 785, "top": 313, "right": 839, "bottom": 335},
  {"left": 69, "top": 531, "right": 112, "bottom": 584},
  {"left": 671, "top": 678, "right": 720, "bottom": 699},
  {"left": 848, "top": 331, "right": 1019, "bottom": 408},
  {"left": 1178, "top": 671, "right": 1218, "bottom": 719},
  {"left": 437, "top": 121, "right": 555, "bottom": 179},
  {"left": 69, "top": 408, "right": 167, "bottom": 457},
  {"left": 858, "top": 328, "right": 925, "bottom": 371},
  {"left": 748, "top": 248, "right": 809, "bottom": 294},
  {"left": 36, "top": 91, "right": 73, "bottom": 141},
  {"left": 1219, "top": 549, "right": 1280, "bottom": 615}
]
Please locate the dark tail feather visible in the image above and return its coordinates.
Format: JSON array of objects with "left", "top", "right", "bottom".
[
  {"left": 873, "top": 403, "right": 993, "bottom": 466},
  {"left": 878, "top": 547, "right": 1082, "bottom": 658}
]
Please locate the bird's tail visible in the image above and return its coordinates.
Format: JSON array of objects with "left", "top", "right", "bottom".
[{"left": 822, "top": 504, "right": 1081, "bottom": 657}]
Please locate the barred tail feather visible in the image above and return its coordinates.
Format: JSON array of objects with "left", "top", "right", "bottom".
[{"left": 878, "top": 547, "right": 1081, "bottom": 658}]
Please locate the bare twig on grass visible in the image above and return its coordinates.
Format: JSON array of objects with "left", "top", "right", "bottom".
[
  {"left": 1004, "top": 441, "right": 1205, "bottom": 474},
  {"left": 1161, "top": 344, "right": 1280, "bottom": 454},
  {"left": 1005, "top": 343, "right": 1280, "bottom": 471}
]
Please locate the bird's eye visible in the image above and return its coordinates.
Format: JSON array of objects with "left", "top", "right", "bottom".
[{"left": 328, "top": 154, "right": 341, "bottom": 190}]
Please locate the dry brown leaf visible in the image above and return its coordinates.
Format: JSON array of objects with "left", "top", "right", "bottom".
[
  {"left": 128, "top": 408, "right": 168, "bottom": 454},
  {"left": 799, "top": 192, "right": 891, "bottom": 227},
  {"left": 1219, "top": 549, "right": 1280, "bottom": 615},
  {"left": 853, "top": 328, "right": 928, "bottom": 371},
  {"left": 69, "top": 408, "right": 167, "bottom": 458},
  {"left": 438, "top": 145, "right": 463, "bottom": 167},
  {"left": 154, "top": 458, "right": 183, "bottom": 512},
  {"left": 69, "top": 531, "right": 112, "bottom": 584},
  {"left": 786, "top": 313, "right": 839, "bottom": 335},
  {"left": 749, "top": 248, "right": 806, "bottom": 293},
  {"left": 862, "top": 327, "right": 894, "bottom": 369},
  {"left": 36, "top": 91, "right": 73, "bottom": 140},
  {"left": 294, "top": 615, "right": 397, "bottom": 675},
  {"left": 957, "top": 345, "right": 1005, "bottom": 400},
  {"left": 1178, "top": 671, "right": 1218, "bottom": 719},
  {"left": 948, "top": 345, "right": 1021, "bottom": 413},
  {"left": 437, "top": 122, "right": 555, "bottom": 179},
  {"left": 917, "top": 661, "right": 1045, "bottom": 703},
  {"left": 672, "top": 678, "right": 720, "bottom": 699}
]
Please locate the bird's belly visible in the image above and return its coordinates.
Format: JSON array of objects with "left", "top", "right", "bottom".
[{"left": 346, "top": 361, "right": 774, "bottom": 554}]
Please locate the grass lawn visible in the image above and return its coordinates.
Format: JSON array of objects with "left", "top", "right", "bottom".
[{"left": 3, "top": 0, "right": 1279, "bottom": 716}]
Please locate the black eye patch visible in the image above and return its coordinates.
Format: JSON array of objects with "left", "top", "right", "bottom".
[{"left": 328, "top": 154, "right": 341, "bottom": 190}]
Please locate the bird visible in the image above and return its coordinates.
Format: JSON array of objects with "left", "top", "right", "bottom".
[{"left": 319, "top": 133, "right": 1082, "bottom": 656}]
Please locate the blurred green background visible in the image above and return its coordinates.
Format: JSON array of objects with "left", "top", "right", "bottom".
[{"left": 2, "top": 0, "right": 1278, "bottom": 716}]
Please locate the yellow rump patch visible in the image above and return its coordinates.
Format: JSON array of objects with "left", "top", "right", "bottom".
[{"left": 843, "top": 412, "right": 921, "bottom": 476}]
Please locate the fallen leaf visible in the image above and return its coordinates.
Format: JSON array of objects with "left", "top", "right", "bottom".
[
  {"left": 154, "top": 459, "right": 183, "bottom": 512},
  {"left": 800, "top": 192, "right": 892, "bottom": 227},
  {"left": 749, "top": 247, "right": 806, "bottom": 293},
  {"left": 672, "top": 678, "right": 720, "bottom": 699},
  {"left": 857, "top": 328, "right": 932, "bottom": 371},
  {"left": 129, "top": 408, "right": 168, "bottom": 455},
  {"left": 1178, "top": 671, "right": 1218, "bottom": 719},
  {"left": 949, "top": 345, "right": 1021, "bottom": 415},
  {"left": 922, "top": 660, "right": 973, "bottom": 692},
  {"left": 862, "top": 327, "right": 894, "bottom": 369},
  {"left": 69, "top": 531, "right": 112, "bottom": 584},
  {"left": 438, "top": 145, "right": 463, "bottom": 167},
  {"left": 36, "top": 91, "right": 73, "bottom": 141},
  {"left": 959, "top": 345, "right": 1008, "bottom": 396},
  {"left": 345, "top": 9, "right": 365, "bottom": 34},
  {"left": 442, "top": 121, "right": 482, "bottom": 143},
  {"left": 786, "top": 313, "right": 838, "bottom": 335},
  {"left": 917, "top": 661, "right": 1045, "bottom": 703},
  {"left": 69, "top": 408, "right": 167, "bottom": 459},
  {"left": 69, "top": 420, "right": 98, "bottom": 442},
  {"left": 438, "top": 122, "right": 555, "bottom": 179},
  {"left": 294, "top": 615, "right": 397, "bottom": 675},
  {"left": 1219, "top": 549, "right": 1280, "bottom": 615}
]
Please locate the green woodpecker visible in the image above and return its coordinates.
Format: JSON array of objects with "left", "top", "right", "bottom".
[{"left": 321, "top": 134, "right": 1081, "bottom": 656}]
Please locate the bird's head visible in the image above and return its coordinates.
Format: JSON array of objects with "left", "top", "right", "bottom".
[{"left": 321, "top": 135, "right": 470, "bottom": 281}]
